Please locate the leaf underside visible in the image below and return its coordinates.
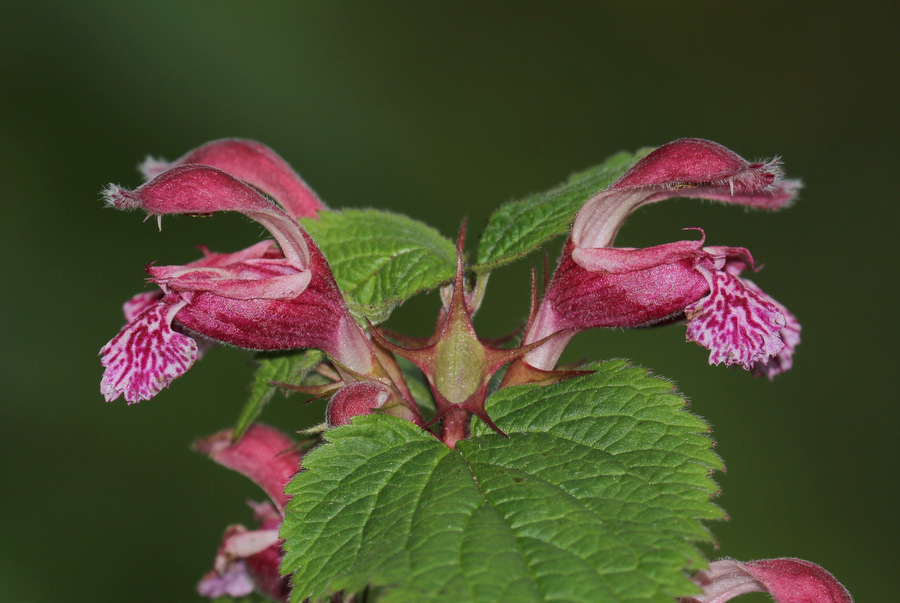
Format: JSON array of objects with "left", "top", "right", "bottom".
[
  {"left": 281, "top": 360, "right": 723, "bottom": 603},
  {"left": 302, "top": 209, "right": 457, "bottom": 324},
  {"left": 474, "top": 149, "right": 652, "bottom": 273}
]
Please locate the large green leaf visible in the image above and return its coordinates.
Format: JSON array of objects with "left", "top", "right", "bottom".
[
  {"left": 281, "top": 361, "right": 722, "bottom": 602},
  {"left": 474, "top": 149, "right": 652, "bottom": 273},
  {"left": 302, "top": 210, "right": 457, "bottom": 323}
]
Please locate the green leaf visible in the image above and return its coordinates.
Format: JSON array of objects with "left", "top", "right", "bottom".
[
  {"left": 474, "top": 149, "right": 652, "bottom": 273},
  {"left": 281, "top": 361, "right": 722, "bottom": 602},
  {"left": 233, "top": 349, "right": 324, "bottom": 440},
  {"left": 302, "top": 210, "right": 457, "bottom": 323}
]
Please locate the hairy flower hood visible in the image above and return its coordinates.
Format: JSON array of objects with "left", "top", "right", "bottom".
[
  {"left": 572, "top": 137, "right": 800, "bottom": 249},
  {"left": 681, "top": 557, "right": 853, "bottom": 603},
  {"left": 140, "top": 138, "right": 327, "bottom": 219}
]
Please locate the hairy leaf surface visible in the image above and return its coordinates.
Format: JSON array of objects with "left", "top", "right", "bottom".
[
  {"left": 282, "top": 361, "right": 722, "bottom": 602},
  {"left": 302, "top": 210, "right": 456, "bottom": 323},
  {"left": 474, "top": 149, "right": 652, "bottom": 273}
]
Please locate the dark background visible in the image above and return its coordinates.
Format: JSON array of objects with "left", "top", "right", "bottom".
[{"left": 2, "top": 2, "right": 896, "bottom": 601}]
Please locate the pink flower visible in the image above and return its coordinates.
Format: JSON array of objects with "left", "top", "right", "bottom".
[
  {"left": 523, "top": 139, "right": 800, "bottom": 376},
  {"left": 100, "top": 141, "right": 373, "bottom": 403},
  {"left": 681, "top": 557, "right": 853, "bottom": 603},
  {"left": 194, "top": 424, "right": 303, "bottom": 602}
]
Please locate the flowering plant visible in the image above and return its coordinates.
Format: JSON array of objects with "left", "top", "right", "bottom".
[{"left": 100, "top": 138, "right": 851, "bottom": 602}]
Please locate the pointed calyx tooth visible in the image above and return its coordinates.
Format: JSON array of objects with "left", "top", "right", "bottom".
[{"left": 369, "top": 234, "right": 586, "bottom": 442}]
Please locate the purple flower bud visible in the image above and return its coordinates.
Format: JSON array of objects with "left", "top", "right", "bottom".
[
  {"left": 326, "top": 380, "right": 392, "bottom": 427},
  {"left": 326, "top": 379, "right": 427, "bottom": 428}
]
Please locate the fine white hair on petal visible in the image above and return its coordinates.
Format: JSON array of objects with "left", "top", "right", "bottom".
[
  {"left": 101, "top": 183, "right": 140, "bottom": 210},
  {"left": 756, "top": 156, "right": 785, "bottom": 182},
  {"left": 100, "top": 183, "right": 122, "bottom": 208}
]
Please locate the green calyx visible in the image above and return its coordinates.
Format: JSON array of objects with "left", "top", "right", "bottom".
[{"left": 369, "top": 232, "right": 550, "bottom": 444}]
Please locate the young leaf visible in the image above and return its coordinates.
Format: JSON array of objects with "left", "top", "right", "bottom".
[
  {"left": 281, "top": 361, "right": 722, "bottom": 602},
  {"left": 474, "top": 149, "right": 652, "bottom": 273},
  {"left": 302, "top": 210, "right": 457, "bottom": 323},
  {"left": 233, "top": 349, "right": 325, "bottom": 440}
]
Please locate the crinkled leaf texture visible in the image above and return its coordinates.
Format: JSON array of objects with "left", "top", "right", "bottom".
[
  {"left": 302, "top": 210, "right": 457, "bottom": 323},
  {"left": 474, "top": 149, "right": 653, "bottom": 273},
  {"left": 281, "top": 361, "right": 723, "bottom": 602}
]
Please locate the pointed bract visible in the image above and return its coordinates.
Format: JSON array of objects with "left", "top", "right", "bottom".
[{"left": 370, "top": 232, "right": 545, "bottom": 444}]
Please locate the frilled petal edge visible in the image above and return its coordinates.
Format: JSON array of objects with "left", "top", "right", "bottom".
[
  {"left": 100, "top": 296, "right": 198, "bottom": 403},
  {"left": 685, "top": 268, "right": 786, "bottom": 370}
]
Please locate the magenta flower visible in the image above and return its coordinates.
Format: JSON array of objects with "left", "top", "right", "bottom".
[
  {"left": 523, "top": 139, "right": 801, "bottom": 376},
  {"left": 99, "top": 141, "right": 374, "bottom": 403},
  {"left": 194, "top": 424, "right": 303, "bottom": 602},
  {"left": 681, "top": 557, "right": 854, "bottom": 603}
]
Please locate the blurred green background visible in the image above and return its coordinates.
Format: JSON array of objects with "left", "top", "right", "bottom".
[{"left": 2, "top": 2, "right": 896, "bottom": 601}]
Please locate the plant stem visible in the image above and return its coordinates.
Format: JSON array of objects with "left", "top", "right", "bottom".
[{"left": 440, "top": 407, "right": 469, "bottom": 449}]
